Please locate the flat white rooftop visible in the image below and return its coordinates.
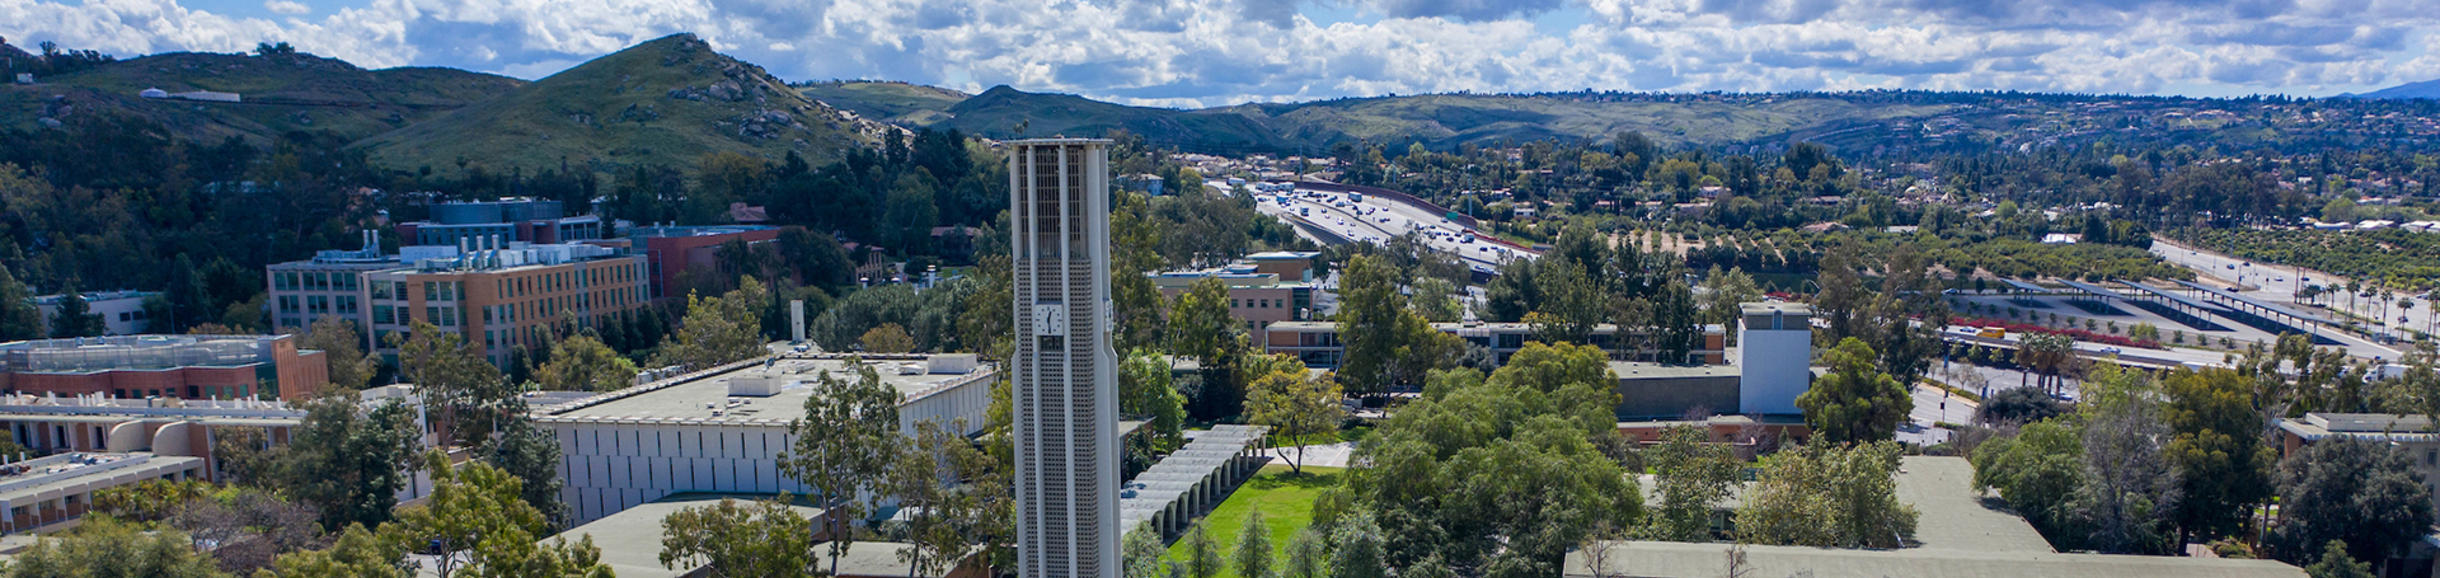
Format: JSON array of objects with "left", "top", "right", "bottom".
[{"left": 538, "top": 355, "right": 993, "bottom": 425}]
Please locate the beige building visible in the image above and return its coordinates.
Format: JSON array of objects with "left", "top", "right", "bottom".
[{"left": 364, "top": 241, "right": 649, "bottom": 367}]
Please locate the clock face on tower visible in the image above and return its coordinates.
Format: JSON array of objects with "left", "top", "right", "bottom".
[{"left": 1032, "top": 303, "right": 1068, "bottom": 336}]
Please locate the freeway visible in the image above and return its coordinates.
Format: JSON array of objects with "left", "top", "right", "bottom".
[
  {"left": 1939, "top": 326, "right": 2234, "bottom": 370},
  {"left": 1253, "top": 186, "right": 1535, "bottom": 275},
  {"left": 2150, "top": 238, "right": 2405, "bottom": 360}
]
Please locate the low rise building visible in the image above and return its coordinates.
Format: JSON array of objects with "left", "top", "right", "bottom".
[
  {"left": 1263, "top": 321, "right": 1728, "bottom": 368},
  {"left": 1151, "top": 257, "right": 1321, "bottom": 348},
  {"left": 624, "top": 224, "right": 780, "bottom": 301},
  {"left": 395, "top": 199, "right": 602, "bottom": 246},
  {"left": 530, "top": 353, "right": 997, "bottom": 525},
  {"left": 1565, "top": 457, "right": 2306, "bottom": 578},
  {"left": 0, "top": 385, "right": 437, "bottom": 534},
  {"left": 32, "top": 290, "right": 159, "bottom": 336},
  {"left": 0, "top": 452, "right": 204, "bottom": 534},
  {"left": 2275, "top": 412, "right": 2440, "bottom": 511},
  {"left": 0, "top": 335, "right": 328, "bottom": 401}
]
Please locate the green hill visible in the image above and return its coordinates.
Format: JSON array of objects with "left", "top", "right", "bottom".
[
  {"left": 797, "top": 80, "right": 968, "bottom": 126},
  {"left": 935, "top": 86, "right": 1287, "bottom": 151},
  {"left": 805, "top": 81, "right": 1956, "bottom": 153},
  {"left": 0, "top": 46, "right": 524, "bottom": 145},
  {"left": 357, "top": 33, "right": 885, "bottom": 175}
]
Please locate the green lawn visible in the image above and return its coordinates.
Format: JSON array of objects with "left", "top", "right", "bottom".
[{"left": 1162, "top": 465, "right": 1344, "bottom": 577}]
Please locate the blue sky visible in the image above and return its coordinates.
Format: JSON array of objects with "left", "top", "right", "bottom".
[{"left": 5, "top": 0, "right": 2436, "bottom": 107}]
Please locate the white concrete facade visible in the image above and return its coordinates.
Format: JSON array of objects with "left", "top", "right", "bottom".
[
  {"left": 536, "top": 355, "right": 997, "bottom": 526},
  {"left": 1009, "top": 138, "right": 1121, "bottom": 578},
  {"left": 1736, "top": 302, "right": 1814, "bottom": 415}
]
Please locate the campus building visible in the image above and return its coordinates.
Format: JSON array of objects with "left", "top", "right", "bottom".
[
  {"left": 1262, "top": 321, "right": 1728, "bottom": 368},
  {"left": 363, "top": 240, "right": 650, "bottom": 367},
  {"left": 0, "top": 386, "right": 435, "bottom": 534},
  {"left": 0, "top": 335, "right": 328, "bottom": 401},
  {"left": 32, "top": 290, "right": 159, "bottom": 336},
  {"left": 1567, "top": 457, "right": 2306, "bottom": 578},
  {"left": 529, "top": 354, "right": 997, "bottom": 525},
  {"left": 624, "top": 224, "right": 780, "bottom": 301},
  {"left": 393, "top": 198, "right": 603, "bottom": 246},
  {"left": 267, "top": 231, "right": 397, "bottom": 334},
  {"left": 1149, "top": 251, "right": 1322, "bottom": 348},
  {"left": 1007, "top": 138, "right": 1121, "bottom": 578}
]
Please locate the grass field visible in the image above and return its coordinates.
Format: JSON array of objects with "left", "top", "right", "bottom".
[{"left": 1162, "top": 465, "right": 1344, "bottom": 577}]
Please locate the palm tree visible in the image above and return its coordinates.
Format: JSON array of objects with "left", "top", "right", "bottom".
[{"left": 2399, "top": 298, "right": 2418, "bottom": 340}]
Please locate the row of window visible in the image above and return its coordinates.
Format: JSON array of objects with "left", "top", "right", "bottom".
[
  {"left": 271, "top": 270, "right": 362, "bottom": 292},
  {"left": 1232, "top": 298, "right": 1291, "bottom": 309},
  {"left": 276, "top": 295, "right": 360, "bottom": 316}
]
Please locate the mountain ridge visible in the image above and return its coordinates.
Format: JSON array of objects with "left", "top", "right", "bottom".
[{"left": 355, "top": 33, "right": 890, "bottom": 176}]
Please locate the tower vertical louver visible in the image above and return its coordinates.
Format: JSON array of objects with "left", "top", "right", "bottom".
[{"left": 1008, "top": 138, "right": 1119, "bottom": 577}]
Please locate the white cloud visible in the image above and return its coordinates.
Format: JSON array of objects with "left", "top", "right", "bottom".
[{"left": 0, "top": 0, "right": 2432, "bottom": 104}]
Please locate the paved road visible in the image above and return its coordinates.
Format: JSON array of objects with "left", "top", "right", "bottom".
[
  {"left": 2150, "top": 238, "right": 2406, "bottom": 360},
  {"left": 1253, "top": 187, "right": 1534, "bottom": 274}
]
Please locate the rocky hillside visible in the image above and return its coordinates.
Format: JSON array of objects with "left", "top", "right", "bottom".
[{"left": 356, "top": 33, "right": 889, "bottom": 175}]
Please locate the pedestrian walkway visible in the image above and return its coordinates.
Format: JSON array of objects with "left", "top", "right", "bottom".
[{"left": 1117, "top": 425, "right": 1269, "bottom": 539}]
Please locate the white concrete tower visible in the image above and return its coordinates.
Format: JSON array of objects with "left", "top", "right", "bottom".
[
  {"left": 1736, "top": 302, "right": 1815, "bottom": 415},
  {"left": 1008, "top": 138, "right": 1120, "bottom": 578}
]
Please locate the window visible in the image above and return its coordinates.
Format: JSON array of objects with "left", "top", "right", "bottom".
[
  {"left": 371, "top": 281, "right": 392, "bottom": 300},
  {"left": 374, "top": 305, "right": 394, "bottom": 325},
  {"left": 337, "top": 295, "right": 358, "bottom": 314}
]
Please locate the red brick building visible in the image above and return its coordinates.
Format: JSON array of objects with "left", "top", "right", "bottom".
[
  {"left": 626, "top": 225, "right": 781, "bottom": 301},
  {"left": 0, "top": 335, "right": 329, "bottom": 401}
]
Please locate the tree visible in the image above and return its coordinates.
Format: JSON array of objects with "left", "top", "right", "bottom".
[
  {"left": 2268, "top": 438, "right": 2435, "bottom": 565},
  {"left": 1699, "top": 267, "right": 1765, "bottom": 343},
  {"left": 1168, "top": 277, "right": 1241, "bottom": 366},
  {"left": 1243, "top": 362, "right": 1343, "bottom": 475},
  {"left": 2162, "top": 369, "right": 2274, "bottom": 542},
  {"left": 780, "top": 362, "right": 906, "bottom": 576},
  {"left": 1122, "top": 526, "right": 1171, "bottom": 578},
  {"left": 483, "top": 416, "right": 566, "bottom": 525},
  {"left": 535, "top": 335, "right": 637, "bottom": 392},
  {"left": 1977, "top": 387, "right": 2065, "bottom": 425},
  {"left": 1281, "top": 526, "right": 1328, "bottom": 578},
  {"left": 890, "top": 419, "right": 990, "bottom": 578},
  {"left": 167, "top": 487, "right": 326, "bottom": 575},
  {"left": 3, "top": 516, "right": 230, "bottom": 578},
  {"left": 1409, "top": 276, "right": 1463, "bottom": 323},
  {"left": 658, "top": 498, "right": 817, "bottom": 577},
  {"left": 2306, "top": 539, "right": 2378, "bottom": 578},
  {"left": 1336, "top": 254, "right": 1409, "bottom": 395},
  {"left": 1327, "top": 511, "right": 1387, "bottom": 578},
  {"left": 49, "top": 285, "right": 106, "bottom": 338},
  {"left": 261, "top": 395, "right": 423, "bottom": 531},
  {"left": 395, "top": 318, "right": 509, "bottom": 445},
  {"left": 1181, "top": 520, "right": 1224, "bottom": 578},
  {"left": 1733, "top": 441, "right": 1918, "bottom": 549},
  {"left": 0, "top": 263, "right": 49, "bottom": 341},
  {"left": 265, "top": 523, "right": 411, "bottom": 578},
  {"left": 1796, "top": 338, "right": 1911, "bottom": 443},
  {"left": 1233, "top": 510, "right": 1276, "bottom": 578},
  {"left": 1642, "top": 426, "right": 1740, "bottom": 542},
  {"left": 1119, "top": 349, "right": 1188, "bottom": 449},
  {"left": 390, "top": 452, "right": 610, "bottom": 578},
  {"left": 858, "top": 322, "right": 916, "bottom": 353},
  {"left": 658, "top": 277, "right": 770, "bottom": 369},
  {"left": 298, "top": 317, "right": 377, "bottom": 393},
  {"left": 1524, "top": 257, "right": 1603, "bottom": 345}
]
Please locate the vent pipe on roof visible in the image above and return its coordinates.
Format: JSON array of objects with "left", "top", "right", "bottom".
[{"left": 458, "top": 237, "right": 471, "bottom": 270}]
